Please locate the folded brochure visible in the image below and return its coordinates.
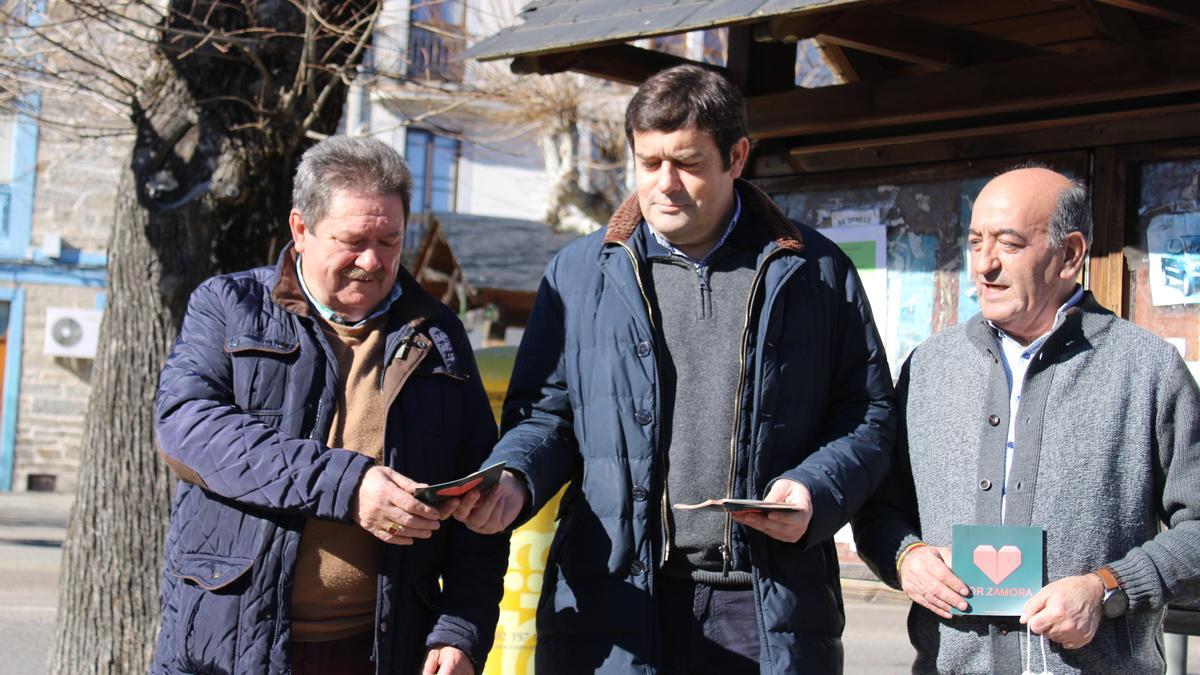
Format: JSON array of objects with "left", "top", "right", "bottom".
[
  {"left": 415, "top": 462, "right": 506, "bottom": 504},
  {"left": 951, "top": 523, "right": 1044, "bottom": 616},
  {"left": 673, "top": 499, "right": 801, "bottom": 513}
]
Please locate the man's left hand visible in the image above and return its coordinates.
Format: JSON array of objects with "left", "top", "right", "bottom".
[
  {"left": 1020, "top": 573, "right": 1105, "bottom": 650},
  {"left": 422, "top": 645, "right": 475, "bottom": 675},
  {"left": 729, "top": 478, "right": 813, "bottom": 543}
]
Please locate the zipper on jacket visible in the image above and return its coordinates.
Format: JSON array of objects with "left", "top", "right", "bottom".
[
  {"left": 697, "top": 268, "right": 712, "bottom": 320},
  {"left": 308, "top": 397, "right": 325, "bottom": 440},
  {"left": 615, "top": 242, "right": 669, "bottom": 567},
  {"left": 616, "top": 243, "right": 657, "bottom": 333},
  {"left": 722, "top": 247, "right": 786, "bottom": 576},
  {"left": 271, "top": 533, "right": 295, "bottom": 649}
]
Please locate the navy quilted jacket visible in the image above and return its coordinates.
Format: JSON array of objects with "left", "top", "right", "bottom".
[
  {"left": 152, "top": 246, "right": 507, "bottom": 674},
  {"left": 486, "top": 181, "right": 896, "bottom": 674}
]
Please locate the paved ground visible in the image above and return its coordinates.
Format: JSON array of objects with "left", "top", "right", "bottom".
[
  {"left": 0, "top": 492, "right": 1195, "bottom": 674},
  {"left": 843, "top": 601, "right": 916, "bottom": 672},
  {"left": 0, "top": 492, "right": 68, "bottom": 675}
]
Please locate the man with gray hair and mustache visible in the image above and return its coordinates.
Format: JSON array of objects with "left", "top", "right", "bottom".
[
  {"left": 152, "top": 135, "right": 508, "bottom": 675},
  {"left": 854, "top": 166, "right": 1200, "bottom": 673}
]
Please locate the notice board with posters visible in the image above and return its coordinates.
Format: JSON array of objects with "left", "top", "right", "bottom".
[
  {"left": 1129, "top": 157, "right": 1200, "bottom": 385},
  {"left": 761, "top": 157, "right": 1086, "bottom": 379}
]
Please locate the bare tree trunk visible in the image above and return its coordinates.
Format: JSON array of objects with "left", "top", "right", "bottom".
[
  {"left": 48, "top": 0, "right": 373, "bottom": 666},
  {"left": 49, "top": 64, "right": 219, "bottom": 675},
  {"left": 48, "top": 170, "right": 185, "bottom": 675},
  {"left": 541, "top": 127, "right": 620, "bottom": 231}
]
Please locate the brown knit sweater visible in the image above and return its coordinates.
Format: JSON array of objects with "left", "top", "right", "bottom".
[{"left": 291, "top": 315, "right": 388, "bottom": 642}]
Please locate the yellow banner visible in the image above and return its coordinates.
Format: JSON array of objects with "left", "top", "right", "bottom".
[
  {"left": 483, "top": 489, "right": 562, "bottom": 674},
  {"left": 475, "top": 347, "right": 559, "bottom": 674}
]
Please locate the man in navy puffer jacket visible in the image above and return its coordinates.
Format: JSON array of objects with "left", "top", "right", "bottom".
[
  {"left": 454, "top": 65, "right": 896, "bottom": 674},
  {"left": 152, "top": 136, "right": 508, "bottom": 675}
]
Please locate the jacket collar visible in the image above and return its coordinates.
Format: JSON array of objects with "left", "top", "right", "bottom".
[
  {"left": 602, "top": 178, "right": 805, "bottom": 254},
  {"left": 270, "top": 242, "right": 443, "bottom": 330},
  {"left": 965, "top": 290, "right": 1116, "bottom": 359},
  {"left": 271, "top": 243, "right": 311, "bottom": 317}
]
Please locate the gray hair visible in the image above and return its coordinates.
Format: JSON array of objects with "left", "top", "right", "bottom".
[
  {"left": 1048, "top": 179, "right": 1092, "bottom": 249},
  {"left": 1000, "top": 162, "right": 1092, "bottom": 248},
  {"left": 292, "top": 136, "right": 413, "bottom": 228}
]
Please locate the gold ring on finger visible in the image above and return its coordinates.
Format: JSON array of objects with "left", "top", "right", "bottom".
[{"left": 387, "top": 522, "right": 401, "bottom": 537}]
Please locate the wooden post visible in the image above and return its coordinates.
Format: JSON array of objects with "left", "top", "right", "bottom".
[{"left": 1088, "top": 147, "right": 1130, "bottom": 316}]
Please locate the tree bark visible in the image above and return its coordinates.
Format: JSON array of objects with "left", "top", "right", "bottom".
[
  {"left": 48, "top": 59, "right": 227, "bottom": 675},
  {"left": 47, "top": 153, "right": 186, "bottom": 675},
  {"left": 49, "top": 0, "right": 374, "bottom": 669}
]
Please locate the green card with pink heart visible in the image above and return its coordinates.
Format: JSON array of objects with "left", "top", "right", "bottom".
[{"left": 950, "top": 524, "right": 1044, "bottom": 616}]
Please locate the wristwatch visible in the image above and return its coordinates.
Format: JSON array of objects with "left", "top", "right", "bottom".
[{"left": 1094, "top": 566, "right": 1129, "bottom": 618}]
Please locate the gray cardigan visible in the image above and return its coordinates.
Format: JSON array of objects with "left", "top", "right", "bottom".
[{"left": 854, "top": 293, "right": 1200, "bottom": 674}]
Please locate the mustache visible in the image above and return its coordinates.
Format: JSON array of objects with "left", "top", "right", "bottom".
[{"left": 341, "top": 266, "right": 376, "bottom": 281}]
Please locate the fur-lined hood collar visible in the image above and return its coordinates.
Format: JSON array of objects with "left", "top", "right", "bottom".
[{"left": 602, "top": 178, "right": 804, "bottom": 253}]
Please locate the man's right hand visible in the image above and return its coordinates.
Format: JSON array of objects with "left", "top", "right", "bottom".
[
  {"left": 354, "top": 466, "right": 443, "bottom": 545},
  {"left": 450, "top": 470, "right": 528, "bottom": 535},
  {"left": 899, "top": 545, "right": 970, "bottom": 619}
]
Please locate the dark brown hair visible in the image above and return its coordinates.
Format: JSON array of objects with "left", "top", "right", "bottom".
[{"left": 624, "top": 64, "right": 748, "bottom": 170}]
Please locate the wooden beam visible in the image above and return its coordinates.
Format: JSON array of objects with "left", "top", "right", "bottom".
[
  {"left": 814, "top": 41, "right": 887, "bottom": 83},
  {"left": 814, "top": 7, "right": 1043, "bottom": 68},
  {"left": 1094, "top": 0, "right": 1200, "bottom": 28},
  {"left": 1088, "top": 147, "right": 1130, "bottom": 315},
  {"left": 511, "top": 44, "right": 722, "bottom": 86},
  {"left": 757, "top": 7, "right": 1043, "bottom": 69},
  {"left": 762, "top": 102, "right": 1200, "bottom": 176},
  {"left": 756, "top": 151, "right": 1090, "bottom": 201},
  {"left": 727, "top": 25, "right": 796, "bottom": 95},
  {"left": 813, "top": 41, "right": 857, "bottom": 83},
  {"left": 440, "top": 267, "right": 464, "bottom": 305},
  {"left": 416, "top": 267, "right": 454, "bottom": 283},
  {"left": 1075, "top": 0, "right": 1144, "bottom": 45},
  {"left": 754, "top": 12, "right": 834, "bottom": 44},
  {"left": 748, "top": 36, "right": 1200, "bottom": 141},
  {"left": 785, "top": 101, "right": 1200, "bottom": 160}
]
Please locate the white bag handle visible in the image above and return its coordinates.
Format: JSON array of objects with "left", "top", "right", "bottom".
[{"left": 1021, "top": 626, "right": 1052, "bottom": 675}]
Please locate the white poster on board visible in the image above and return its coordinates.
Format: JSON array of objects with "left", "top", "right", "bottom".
[{"left": 1147, "top": 213, "right": 1200, "bottom": 306}]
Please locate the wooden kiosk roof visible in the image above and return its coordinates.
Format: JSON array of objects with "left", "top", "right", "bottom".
[{"left": 465, "top": 0, "right": 1200, "bottom": 174}]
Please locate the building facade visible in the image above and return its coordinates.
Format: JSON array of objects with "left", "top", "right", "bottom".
[{"left": 0, "top": 97, "right": 115, "bottom": 494}]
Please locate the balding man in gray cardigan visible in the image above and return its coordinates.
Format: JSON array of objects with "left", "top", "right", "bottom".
[{"left": 855, "top": 167, "right": 1200, "bottom": 674}]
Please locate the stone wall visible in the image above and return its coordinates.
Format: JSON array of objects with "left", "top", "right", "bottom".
[
  {"left": 6, "top": 103, "right": 123, "bottom": 493},
  {"left": 29, "top": 122, "right": 124, "bottom": 254},
  {"left": 10, "top": 285, "right": 103, "bottom": 494}
]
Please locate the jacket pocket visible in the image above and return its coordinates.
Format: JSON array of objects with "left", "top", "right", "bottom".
[
  {"left": 247, "top": 409, "right": 283, "bottom": 429},
  {"left": 171, "top": 552, "right": 254, "bottom": 674},
  {"left": 225, "top": 335, "right": 299, "bottom": 413}
]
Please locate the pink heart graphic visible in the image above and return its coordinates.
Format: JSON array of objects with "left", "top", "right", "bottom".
[{"left": 973, "top": 544, "right": 1023, "bottom": 585}]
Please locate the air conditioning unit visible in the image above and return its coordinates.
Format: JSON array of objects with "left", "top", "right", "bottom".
[{"left": 44, "top": 307, "right": 102, "bottom": 359}]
